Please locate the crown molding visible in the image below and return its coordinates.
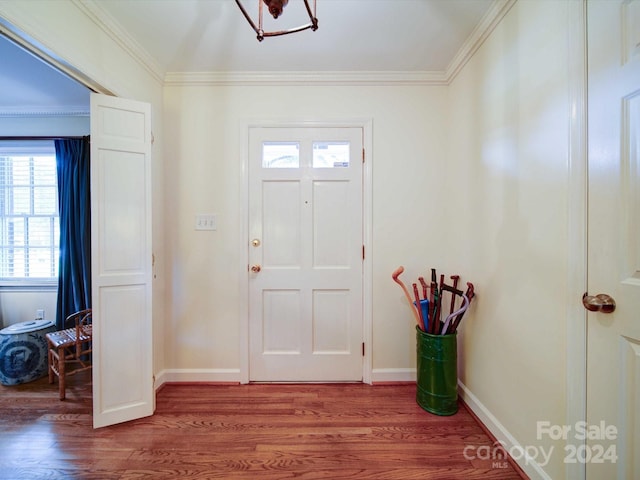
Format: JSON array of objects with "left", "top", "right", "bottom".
[
  {"left": 164, "top": 70, "right": 449, "bottom": 87},
  {"left": 164, "top": 0, "right": 514, "bottom": 88},
  {"left": 72, "top": 0, "right": 164, "bottom": 85},
  {"left": 444, "top": 0, "right": 517, "bottom": 83},
  {"left": 0, "top": 107, "right": 89, "bottom": 118}
]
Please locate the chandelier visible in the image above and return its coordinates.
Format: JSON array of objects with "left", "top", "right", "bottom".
[{"left": 235, "top": 0, "right": 318, "bottom": 42}]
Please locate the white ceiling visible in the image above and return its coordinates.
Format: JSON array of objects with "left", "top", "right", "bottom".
[
  {"left": 96, "top": 0, "right": 495, "bottom": 73},
  {"left": 0, "top": 0, "right": 498, "bottom": 114},
  {"left": 0, "top": 34, "right": 91, "bottom": 115}
]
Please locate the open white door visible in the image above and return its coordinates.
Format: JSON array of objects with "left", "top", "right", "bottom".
[{"left": 90, "top": 93, "right": 153, "bottom": 428}]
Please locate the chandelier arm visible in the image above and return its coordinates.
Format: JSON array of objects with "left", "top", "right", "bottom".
[
  {"left": 261, "top": 23, "right": 316, "bottom": 38},
  {"left": 303, "top": 0, "right": 318, "bottom": 29},
  {"left": 235, "top": 0, "right": 319, "bottom": 41},
  {"left": 235, "top": 0, "right": 260, "bottom": 34},
  {"left": 258, "top": 0, "right": 264, "bottom": 32}
]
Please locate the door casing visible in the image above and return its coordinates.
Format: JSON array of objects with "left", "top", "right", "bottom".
[
  {"left": 0, "top": 26, "right": 155, "bottom": 429},
  {"left": 565, "top": 1, "right": 589, "bottom": 479},
  {"left": 239, "top": 119, "right": 373, "bottom": 385},
  {"left": 561, "top": 1, "right": 639, "bottom": 479}
]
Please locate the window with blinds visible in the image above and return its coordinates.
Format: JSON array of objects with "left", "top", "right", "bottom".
[{"left": 0, "top": 142, "right": 59, "bottom": 283}]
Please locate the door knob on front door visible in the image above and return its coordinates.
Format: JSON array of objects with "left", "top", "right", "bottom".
[
  {"left": 251, "top": 264, "right": 262, "bottom": 273},
  {"left": 582, "top": 293, "right": 616, "bottom": 313}
]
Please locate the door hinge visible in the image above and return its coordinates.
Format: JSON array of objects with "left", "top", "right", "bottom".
[
  {"left": 362, "top": 245, "right": 365, "bottom": 260},
  {"left": 362, "top": 342, "right": 365, "bottom": 356},
  {"left": 362, "top": 148, "right": 365, "bottom": 163}
]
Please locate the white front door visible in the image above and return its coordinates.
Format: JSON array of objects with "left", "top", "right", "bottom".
[
  {"left": 90, "top": 93, "right": 154, "bottom": 428},
  {"left": 586, "top": 1, "right": 640, "bottom": 477},
  {"left": 248, "top": 127, "right": 363, "bottom": 382}
]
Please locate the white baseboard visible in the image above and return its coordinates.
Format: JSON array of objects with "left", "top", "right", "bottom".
[
  {"left": 371, "top": 368, "right": 416, "bottom": 383},
  {"left": 458, "top": 381, "right": 552, "bottom": 480},
  {"left": 155, "top": 368, "right": 415, "bottom": 388},
  {"left": 155, "top": 368, "right": 241, "bottom": 389}
]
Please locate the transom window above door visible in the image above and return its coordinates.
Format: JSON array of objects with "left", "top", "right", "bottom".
[{"left": 262, "top": 141, "right": 351, "bottom": 169}]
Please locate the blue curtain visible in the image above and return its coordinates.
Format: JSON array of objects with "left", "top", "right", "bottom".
[{"left": 55, "top": 137, "right": 91, "bottom": 330}]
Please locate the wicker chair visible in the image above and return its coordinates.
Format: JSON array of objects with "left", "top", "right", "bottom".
[{"left": 46, "top": 309, "right": 92, "bottom": 400}]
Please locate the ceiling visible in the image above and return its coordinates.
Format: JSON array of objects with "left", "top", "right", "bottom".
[
  {"left": 0, "top": 34, "right": 91, "bottom": 115},
  {"left": 0, "top": 0, "right": 498, "bottom": 114},
  {"left": 96, "top": 0, "right": 496, "bottom": 73}
]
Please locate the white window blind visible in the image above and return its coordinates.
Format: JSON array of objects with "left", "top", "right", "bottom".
[{"left": 0, "top": 142, "right": 59, "bottom": 283}]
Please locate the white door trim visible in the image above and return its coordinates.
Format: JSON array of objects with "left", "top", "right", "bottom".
[
  {"left": 566, "top": 2, "right": 588, "bottom": 479},
  {"left": 239, "top": 118, "right": 373, "bottom": 384}
]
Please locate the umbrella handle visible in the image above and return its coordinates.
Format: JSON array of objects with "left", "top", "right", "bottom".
[
  {"left": 392, "top": 266, "right": 423, "bottom": 329},
  {"left": 441, "top": 294, "right": 469, "bottom": 335}
]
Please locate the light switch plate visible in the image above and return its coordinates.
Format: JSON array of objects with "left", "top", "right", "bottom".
[{"left": 195, "top": 214, "right": 217, "bottom": 231}]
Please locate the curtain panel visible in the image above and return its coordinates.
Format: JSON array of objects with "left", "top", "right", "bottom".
[{"left": 55, "top": 137, "right": 91, "bottom": 330}]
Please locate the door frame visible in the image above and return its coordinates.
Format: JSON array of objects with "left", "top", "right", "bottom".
[
  {"left": 239, "top": 118, "right": 373, "bottom": 385},
  {"left": 0, "top": 19, "right": 114, "bottom": 97},
  {"left": 0, "top": 22, "right": 155, "bottom": 427},
  {"left": 566, "top": 1, "right": 588, "bottom": 479}
]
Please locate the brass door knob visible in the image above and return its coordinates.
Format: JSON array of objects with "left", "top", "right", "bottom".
[
  {"left": 251, "top": 264, "right": 262, "bottom": 273},
  {"left": 582, "top": 293, "right": 616, "bottom": 313}
]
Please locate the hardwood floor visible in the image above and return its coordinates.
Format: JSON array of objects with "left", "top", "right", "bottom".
[{"left": 0, "top": 372, "right": 526, "bottom": 479}]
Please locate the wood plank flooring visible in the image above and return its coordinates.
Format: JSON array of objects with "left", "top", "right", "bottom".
[{"left": 0, "top": 372, "right": 526, "bottom": 479}]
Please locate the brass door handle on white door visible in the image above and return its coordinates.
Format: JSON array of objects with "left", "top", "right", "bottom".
[
  {"left": 582, "top": 293, "right": 616, "bottom": 313},
  {"left": 251, "top": 264, "right": 261, "bottom": 273}
]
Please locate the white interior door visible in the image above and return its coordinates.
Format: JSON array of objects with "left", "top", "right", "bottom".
[
  {"left": 586, "top": 1, "right": 640, "bottom": 477},
  {"left": 90, "top": 93, "right": 153, "bottom": 428},
  {"left": 249, "top": 127, "right": 363, "bottom": 382}
]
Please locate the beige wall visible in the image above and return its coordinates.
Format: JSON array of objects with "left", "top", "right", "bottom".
[
  {"left": 447, "top": 1, "right": 571, "bottom": 478},
  {"left": 0, "top": 289, "right": 57, "bottom": 328},
  {"left": 0, "top": 116, "right": 89, "bottom": 137},
  {"left": 162, "top": 84, "right": 449, "bottom": 374}
]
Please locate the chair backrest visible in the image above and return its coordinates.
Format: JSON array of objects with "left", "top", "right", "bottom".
[
  {"left": 64, "top": 308, "right": 92, "bottom": 329},
  {"left": 65, "top": 309, "right": 92, "bottom": 358}
]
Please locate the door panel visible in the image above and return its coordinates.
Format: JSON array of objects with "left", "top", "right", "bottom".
[
  {"left": 263, "top": 290, "right": 301, "bottom": 353},
  {"left": 91, "top": 93, "right": 153, "bottom": 428},
  {"left": 313, "top": 290, "right": 350, "bottom": 352},
  {"left": 263, "top": 181, "right": 301, "bottom": 267},
  {"left": 97, "top": 150, "right": 146, "bottom": 271},
  {"left": 249, "top": 127, "right": 363, "bottom": 382},
  {"left": 587, "top": 1, "right": 640, "bottom": 477},
  {"left": 313, "top": 181, "right": 350, "bottom": 266}
]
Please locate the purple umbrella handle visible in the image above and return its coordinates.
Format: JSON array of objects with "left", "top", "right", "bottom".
[{"left": 441, "top": 294, "right": 469, "bottom": 335}]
